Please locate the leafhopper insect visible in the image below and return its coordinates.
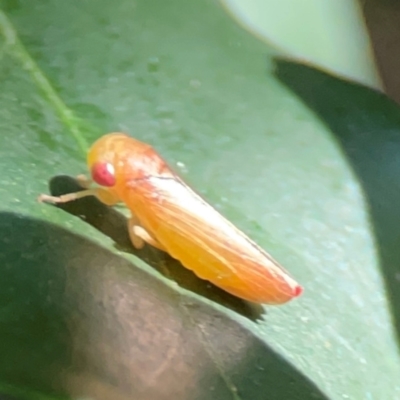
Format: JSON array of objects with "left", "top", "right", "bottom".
[{"left": 39, "top": 133, "right": 302, "bottom": 304}]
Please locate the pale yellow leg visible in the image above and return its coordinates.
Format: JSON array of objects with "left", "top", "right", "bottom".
[
  {"left": 76, "top": 174, "right": 92, "bottom": 189},
  {"left": 128, "top": 215, "right": 166, "bottom": 251},
  {"left": 127, "top": 214, "right": 145, "bottom": 249},
  {"left": 38, "top": 186, "right": 120, "bottom": 206}
]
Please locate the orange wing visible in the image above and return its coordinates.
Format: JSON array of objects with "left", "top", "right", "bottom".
[{"left": 127, "top": 176, "right": 301, "bottom": 304}]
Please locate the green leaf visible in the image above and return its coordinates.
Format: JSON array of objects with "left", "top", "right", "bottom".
[
  {"left": 222, "top": 0, "right": 381, "bottom": 88},
  {"left": 0, "top": 0, "right": 399, "bottom": 399}
]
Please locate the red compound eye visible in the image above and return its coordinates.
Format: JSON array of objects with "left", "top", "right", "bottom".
[{"left": 91, "top": 162, "right": 116, "bottom": 187}]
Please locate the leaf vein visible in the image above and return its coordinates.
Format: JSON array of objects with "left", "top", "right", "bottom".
[{"left": 0, "top": 8, "right": 88, "bottom": 155}]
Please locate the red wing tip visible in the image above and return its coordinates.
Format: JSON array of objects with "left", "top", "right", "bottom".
[{"left": 293, "top": 285, "right": 303, "bottom": 297}]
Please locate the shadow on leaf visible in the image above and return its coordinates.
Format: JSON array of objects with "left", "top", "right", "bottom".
[
  {"left": 275, "top": 58, "right": 400, "bottom": 348},
  {"left": 0, "top": 212, "right": 328, "bottom": 400}
]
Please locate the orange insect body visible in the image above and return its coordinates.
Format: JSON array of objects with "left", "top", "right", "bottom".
[{"left": 44, "top": 133, "right": 303, "bottom": 304}]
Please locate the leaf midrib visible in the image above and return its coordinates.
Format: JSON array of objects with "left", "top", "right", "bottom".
[{"left": 0, "top": 8, "right": 88, "bottom": 155}]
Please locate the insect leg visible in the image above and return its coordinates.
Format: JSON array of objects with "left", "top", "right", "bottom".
[
  {"left": 76, "top": 174, "right": 92, "bottom": 189},
  {"left": 127, "top": 214, "right": 145, "bottom": 249},
  {"left": 127, "top": 215, "right": 166, "bottom": 251},
  {"left": 134, "top": 225, "right": 167, "bottom": 251},
  {"left": 38, "top": 187, "right": 119, "bottom": 206}
]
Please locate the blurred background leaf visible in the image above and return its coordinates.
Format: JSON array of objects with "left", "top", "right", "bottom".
[
  {"left": 0, "top": 0, "right": 400, "bottom": 399},
  {"left": 222, "top": 0, "right": 381, "bottom": 89}
]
